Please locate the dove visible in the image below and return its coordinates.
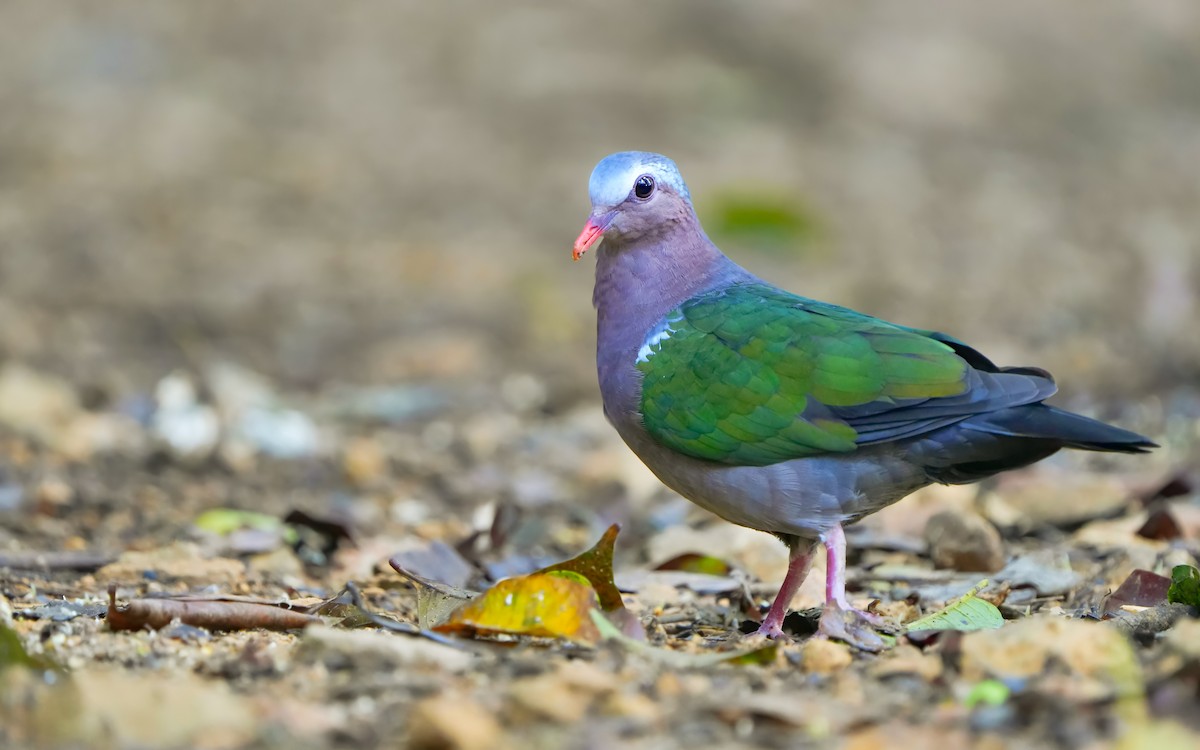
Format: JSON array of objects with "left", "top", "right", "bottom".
[{"left": 573, "top": 151, "right": 1155, "bottom": 646}]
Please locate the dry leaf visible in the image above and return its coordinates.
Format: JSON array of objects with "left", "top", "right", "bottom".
[
  {"left": 105, "top": 585, "right": 322, "bottom": 632},
  {"left": 434, "top": 573, "right": 601, "bottom": 645}
]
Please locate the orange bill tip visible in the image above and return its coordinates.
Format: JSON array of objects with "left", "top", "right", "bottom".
[{"left": 572, "top": 213, "right": 614, "bottom": 261}]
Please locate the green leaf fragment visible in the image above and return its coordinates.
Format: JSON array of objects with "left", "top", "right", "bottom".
[
  {"left": 964, "top": 679, "right": 1010, "bottom": 708},
  {"left": 1167, "top": 565, "right": 1200, "bottom": 607},
  {"left": 907, "top": 580, "right": 1004, "bottom": 632},
  {"left": 547, "top": 570, "right": 593, "bottom": 588},
  {"left": 193, "top": 508, "right": 298, "bottom": 544},
  {"left": 1, "top": 622, "right": 60, "bottom": 674},
  {"left": 194, "top": 508, "right": 281, "bottom": 535},
  {"left": 654, "top": 553, "right": 733, "bottom": 577}
]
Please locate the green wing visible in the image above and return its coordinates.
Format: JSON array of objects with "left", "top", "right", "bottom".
[{"left": 637, "top": 283, "right": 972, "bottom": 466}]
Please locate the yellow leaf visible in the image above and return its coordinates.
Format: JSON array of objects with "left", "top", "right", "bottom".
[
  {"left": 537, "top": 524, "right": 645, "bottom": 641},
  {"left": 434, "top": 574, "right": 601, "bottom": 645}
]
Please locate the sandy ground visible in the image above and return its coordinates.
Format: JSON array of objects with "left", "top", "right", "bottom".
[{"left": 2, "top": 3, "right": 1199, "bottom": 749}]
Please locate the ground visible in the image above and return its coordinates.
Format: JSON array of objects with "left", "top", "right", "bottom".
[{"left": 2, "top": 3, "right": 1200, "bottom": 749}]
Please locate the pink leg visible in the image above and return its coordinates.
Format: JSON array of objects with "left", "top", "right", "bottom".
[
  {"left": 818, "top": 524, "right": 886, "bottom": 650},
  {"left": 755, "top": 542, "right": 815, "bottom": 639},
  {"left": 823, "top": 523, "right": 852, "bottom": 609}
]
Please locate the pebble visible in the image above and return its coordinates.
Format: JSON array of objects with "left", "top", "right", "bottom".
[
  {"left": 800, "top": 638, "right": 853, "bottom": 674},
  {"left": 342, "top": 436, "right": 389, "bottom": 487},
  {"left": 152, "top": 372, "right": 219, "bottom": 459},
  {"left": 407, "top": 693, "right": 508, "bottom": 750},
  {"left": 923, "top": 510, "right": 1006, "bottom": 572}
]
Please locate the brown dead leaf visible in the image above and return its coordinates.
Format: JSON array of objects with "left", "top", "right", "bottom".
[
  {"left": 538, "top": 524, "right": 623, "bottom": 611},
  {"left": 105, "top": 585, "right": 322, "bottom": 632},
  {"left": 536, "top": 523, "right": 644, "bottom": 640},
  {"left": 390, "top": 539, "right": 476, "bottom": 590},
  {"left": 1136, "top": 507, "right": 1183, "bottom": 540},
  {"left": 1135, "top": 472, "right": 1193, "bottom": 507},
  {"left": 1104, "top": 569, "right": 1172, "bottom": 616},
  {"left": 389, "top": 557, "right": 478, "bottom": 629}
]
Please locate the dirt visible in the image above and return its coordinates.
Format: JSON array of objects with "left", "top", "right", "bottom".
[{"left": 2, "top": 3, "right": 1200, "bottom": 749}]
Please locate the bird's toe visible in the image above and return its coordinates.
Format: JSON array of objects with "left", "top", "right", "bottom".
[{"left": 818, "top": 602, "right": 890, "bottom": 652}]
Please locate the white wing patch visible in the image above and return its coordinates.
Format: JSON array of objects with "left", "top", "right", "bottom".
[{"left": 636, "top": 315, "right": 682, "bottom": 364}]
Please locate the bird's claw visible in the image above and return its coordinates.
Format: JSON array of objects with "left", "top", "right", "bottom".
[
  {"left": 749, "top": 621, "right": 789, "bottom": 641},
  {"left": 817, "top": 601, "right": 890, "bottom": 652}
]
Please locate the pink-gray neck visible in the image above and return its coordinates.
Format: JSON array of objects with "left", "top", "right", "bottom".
[{"left": 592, "top": 213, "right": 751, "bottom": 366}]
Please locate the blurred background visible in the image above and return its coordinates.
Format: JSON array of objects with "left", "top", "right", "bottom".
[
  {"left": 0, "top": 1, "right": 1197, "bottom": 551},
  {"left": 2, "top": 0, "right": 1198, "bottom": 393}
]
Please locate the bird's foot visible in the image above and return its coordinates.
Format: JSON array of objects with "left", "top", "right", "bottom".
[
  {"left": 750, "top": 620, "right": 789, "bottom": 641},
  {"left": 817, "top": 601, "right": 890, "bottom": 652}
]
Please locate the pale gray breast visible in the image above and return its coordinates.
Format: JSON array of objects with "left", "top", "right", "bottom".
[{"left": 615, "top": 420, "right": 933, "bottom": 540}]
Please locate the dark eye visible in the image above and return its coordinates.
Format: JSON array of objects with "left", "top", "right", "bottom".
[{"left": 633, "top": 174, "right": 655, "bottom": 200}]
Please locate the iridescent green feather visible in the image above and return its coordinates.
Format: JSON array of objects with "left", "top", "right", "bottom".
[{"left": 636, "top": 283, "right": 968, "bottom": 466}]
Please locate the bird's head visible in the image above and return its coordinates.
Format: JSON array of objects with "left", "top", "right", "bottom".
[{"left": 572, "top": 151, "right": 693, "bottom": 260}]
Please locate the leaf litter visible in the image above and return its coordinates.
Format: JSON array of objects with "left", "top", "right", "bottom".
[{"left": 1, "top": 337, "right": 1197, "bottom": 750}]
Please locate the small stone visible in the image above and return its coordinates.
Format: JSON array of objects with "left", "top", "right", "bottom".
[
  {"left": 555, "top": 659, "right": 621, "bottom": 694},
  {"left": 508, "top": 674, "right": 591, "bottom": 723},
  {"left": 342, "top": 436, "right": 389, "bottom": 487},
  {"left": 801, "top": 638, "right": 853, "bottom": 674},
  {"left": 603, "top": 690, "right": 662, "bottom": 725},
  {"left": 152, "top": 371, "right": 219, "bottom": 460},
  {"left": 923, "top": 510, "right": 1005, "bottom": 572},
  {"left": 408, "top": 694, "right": 507, "bottom": 750},
  {"left": 234, "top": 407, "right": 319, "bottom": 459},
  {"left": 34, "top": 478, "right": 74, "bottom": 515},
  {"left": 654, "top": 672, "right": 683, "bottom": 699},
  {"left": 1162, "top": 618, "right": 1200, "bottom": 661},
  {"left": 869, "top": 644, "right": 943, "bottom": 682}
]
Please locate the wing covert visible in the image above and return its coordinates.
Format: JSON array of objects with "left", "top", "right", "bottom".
[{"left": 636, "top": 283, "right": 1051, "bottom": 466}]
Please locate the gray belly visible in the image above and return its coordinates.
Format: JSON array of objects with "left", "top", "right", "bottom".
[{"left": 613, "top": 418, "right": 932, "bottom": 540}]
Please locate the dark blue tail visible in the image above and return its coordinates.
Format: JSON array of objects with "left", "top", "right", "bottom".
[
  {"left": 965, "top": 404, "right": 1156, "bottom": 453},
  {"left": 917, "top": 404, "right": 1155, "bottom": 485}
]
